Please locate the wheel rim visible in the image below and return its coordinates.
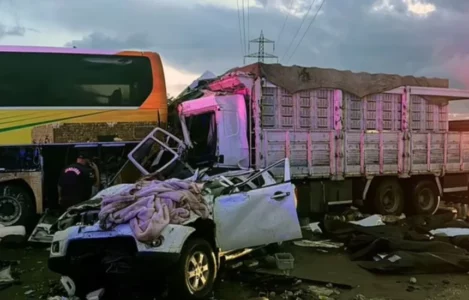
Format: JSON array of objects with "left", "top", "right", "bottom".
[
  {"left": 381, "top": 188, "right": 399, "bottom": 214},
  {"left": 417, "top": 187, "right": 435, "bottom": 211},
  {"left": 0, "top": 187, "right": 23, "bottom": 225},
  {"left": 185, "top": 251, "right": 210, "bottom": 292}
]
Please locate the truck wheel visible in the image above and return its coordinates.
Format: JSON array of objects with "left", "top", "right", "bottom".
[
  {"left": 170, "top": 238, "right": 217, "bottom": 300},
  {"left": 0, "top": 183, "right": 35, "bottom": 227},
  {"left": 410, "top": 179, "right": 439, "bottom": 215},
  {"left": 372, "top": 179, "right": 404, "bottom": 215}
]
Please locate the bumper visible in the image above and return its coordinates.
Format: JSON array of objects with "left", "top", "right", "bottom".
[
  {"left": 48, "top": 251, "right": 180, "bottom": 275},
  {"left": 48, "top": 223, "right": 196, "bottom": 277}
]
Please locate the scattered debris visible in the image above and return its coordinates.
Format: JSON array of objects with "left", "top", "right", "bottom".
[
  {"left": 86, "top": 288, "right": 105, "bottom": 300},
  {"left": 409, "top": 277, "right": 417, "bottom": 284},
  {"left": 293, "top": 239, "right": 343, "bottom": 249},
  {"left": 0, "top": 225, "right": 26, "bottom": 245},
  {"left": 349, "top": 214, "right": 385, "bottom": 227},
  {"left": 304, "top": 222, "right": 323, "bottom": 234},
  {"left": 0, "top": 261, "right": 19, "bottom": 291},
  {"left": 0, "top": 265, "right": 14, "bottom": 284},
  {"left": 244, "top": 259, "right": 260, "bottom": 268},
  {"left": 24, "top": 289, "right": 34, "bottom": 295},
  {"left": 307, "top": 285, "right": 335, "bottom": 297},
  {"left": 229, "top": 261, "right": 244, "bottom": 269},
  {"left": 274, "top": 253, "right": 295, "bottom": 271},
  {"left": 430, "top": 227, "right": 469, "bottom": 237}
]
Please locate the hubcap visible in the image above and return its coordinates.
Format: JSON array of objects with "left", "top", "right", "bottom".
[
  {"left": 418, "top": 188, "right": 434, "bottom": 211},
  {"left": 0, "top": 187, "right": 23, "bottom": 225},
  {"left": 185, "top": 251, "right": 210, "bottom": 292}
]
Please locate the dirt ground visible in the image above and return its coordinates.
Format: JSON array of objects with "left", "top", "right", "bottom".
[{"left": 1, "top": 242, "right": 469, "bottom": 300}]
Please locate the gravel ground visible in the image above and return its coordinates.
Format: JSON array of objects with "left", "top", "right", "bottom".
[{"left": 1, "top": 243, "right": 469, "bottom": 300}]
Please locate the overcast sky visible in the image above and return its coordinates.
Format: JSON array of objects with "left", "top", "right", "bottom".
[{"left": 1, "top": 0, "right": 469, "bottom": 112}]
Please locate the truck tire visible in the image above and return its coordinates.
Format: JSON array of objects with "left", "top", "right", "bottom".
[
  {"left": 169, "top": 238, "right": 217, "bottom": 300},
  {"left": 0, "top": 183, "right": 35, "bottom": 227},
  {"left": 372, "top": 179, "right": 404, "bottom": 215},
  {"left": 410, "top": 179, "right": 439, "bottom": 215}
]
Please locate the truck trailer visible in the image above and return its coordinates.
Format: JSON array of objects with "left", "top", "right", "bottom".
[{"left": 171, "top": 63, "right": 469, "bottom": 217}]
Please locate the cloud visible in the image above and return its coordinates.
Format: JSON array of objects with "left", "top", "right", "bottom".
[
  {"left": 65, "top": 32, "right": 153, "bottom": 51},
  {"left": 0, "top": 23, "right": 25, "bottom": 39},
  {"left": 2, "top": 0, "right": 469, "bottom": 108},
  {"left": 163, "top": 65, "right": 200, "bottom": 97}
]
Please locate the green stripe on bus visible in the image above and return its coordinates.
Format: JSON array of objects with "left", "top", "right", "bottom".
[{"left": 0, "top": 111, "right": 113, "bottom": 133}]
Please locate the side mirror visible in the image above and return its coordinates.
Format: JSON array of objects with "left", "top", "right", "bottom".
[{"left": 218, "top": 155, "right": 225, "bottom": 164}]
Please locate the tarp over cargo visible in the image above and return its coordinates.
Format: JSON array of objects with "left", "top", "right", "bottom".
[{"left": 229, "top": 63, "right": 464, "bottom": 105}]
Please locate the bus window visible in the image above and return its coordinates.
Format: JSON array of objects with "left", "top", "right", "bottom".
[{"left": 0, "top": 52, "right": 153, "bottom": 107}]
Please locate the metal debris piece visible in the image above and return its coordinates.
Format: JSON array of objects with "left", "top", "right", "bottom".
[{"left": 293, "top": 239, "right": 343, "bottom": 249}]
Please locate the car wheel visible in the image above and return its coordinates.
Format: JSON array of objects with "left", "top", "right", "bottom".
[
  {"left": 170, "top": 238, "right": 217, "bottom": 300},
  {"left": 0, "top": 183, "right": 35, "bottom": 227}
]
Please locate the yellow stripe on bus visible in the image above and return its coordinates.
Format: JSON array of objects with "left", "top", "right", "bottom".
[{"left": 0, "top": 109, "right": 166, "bottom": 145}]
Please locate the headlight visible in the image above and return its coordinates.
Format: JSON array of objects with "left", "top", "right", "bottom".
[{"left": 51, "top": 241, "right": 60, "bottom": 253}]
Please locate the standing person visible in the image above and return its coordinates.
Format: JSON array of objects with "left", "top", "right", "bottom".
[{"left": 57, "top": 152, "right": 100, "bottom": 211}]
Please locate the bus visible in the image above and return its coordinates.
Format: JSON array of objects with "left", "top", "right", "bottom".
[{"left": 0, "top": 46, "right": 167, "bottom": 227}]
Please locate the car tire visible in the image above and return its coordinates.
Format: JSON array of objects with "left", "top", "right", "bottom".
[
  {"left": 371, "top": 179, "right": 404, "bottom": 215},
  {"left": 0, "top": 183, "right": 35, "bottom": 228},
  {"left": 169, "top": 238, "right": 217, "bottom": 300},
  {"left": 410, "top": 179, "right": 440, "bottom": 215}
]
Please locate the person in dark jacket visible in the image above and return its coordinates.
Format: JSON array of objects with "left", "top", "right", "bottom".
[{"left": 57, "top": 152, "right": 99, "bottom": 211}]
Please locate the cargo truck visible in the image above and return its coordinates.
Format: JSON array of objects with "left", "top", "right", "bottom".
[{"left": 170, "top": 63, "right": 469, "bottom": 216}]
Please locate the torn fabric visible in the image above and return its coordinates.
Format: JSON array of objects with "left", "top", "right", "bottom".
[{"left": 99, "top": 179, "right": 209, "bottom": 243}]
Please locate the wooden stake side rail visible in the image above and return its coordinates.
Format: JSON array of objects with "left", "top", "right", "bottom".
[
  {"left": 255, "top": 85, "right": 469, "bottom": 179},
  {"left": 260, "top": 129, "right": 469, "bottom": 180}
]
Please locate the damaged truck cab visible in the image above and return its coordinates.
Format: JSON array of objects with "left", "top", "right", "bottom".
[{"left": 177, "top": 93, "right": 250, "bottom": 170}]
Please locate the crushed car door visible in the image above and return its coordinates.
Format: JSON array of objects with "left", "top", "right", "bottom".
[{"left": 213, "top": 158, "right": 302, "bottom": 252}]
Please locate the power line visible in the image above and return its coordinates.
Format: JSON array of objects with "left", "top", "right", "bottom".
[
  {"left": 247, "top": 0, "right": 250, "bottom": 52},
  {"left": 236, "top": 0, "right": 245, "bottom": 56},
  {"left": 280, "top": 0, "right": 317, "bottom": 62},
  {"left": 276, "top": 0, "right": 295, "bottom": 45},
  {"left": 286, "top": 0, "right": 326, "bottom": 64},
  {"left": 242, "top": 0, "right": 247, "bottom": 55}
]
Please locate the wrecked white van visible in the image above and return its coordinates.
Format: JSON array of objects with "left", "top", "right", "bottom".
[{"left": 48, "top": 128, "right": 302, "bottom": 299}]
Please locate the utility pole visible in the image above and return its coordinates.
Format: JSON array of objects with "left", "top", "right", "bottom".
[{"left": 244, "top": 30, "right": 278, "bottom": 65}]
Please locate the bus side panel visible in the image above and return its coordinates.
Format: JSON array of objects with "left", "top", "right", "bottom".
[
  {"left": 31, "top": 120, "right": 158, "bottom": 144},
  {"left": 0, "top": 111, "right": 159, "bottom": 145}
]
